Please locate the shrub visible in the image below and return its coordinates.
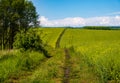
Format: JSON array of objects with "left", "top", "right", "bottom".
[
  {"left": 13, "top": 29, "right": 50, "bottom": 58},
  {"left": 14, "top": 29, "right": 42, "bottom": 50}
]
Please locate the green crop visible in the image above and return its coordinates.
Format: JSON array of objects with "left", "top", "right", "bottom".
[{"left": 60, "top": 29, "right": 120, "bottom": 82}]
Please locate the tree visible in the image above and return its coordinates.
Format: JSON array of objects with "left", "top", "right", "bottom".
[{"left": 0, "top": 0, "right": 39, "bottom": 50}]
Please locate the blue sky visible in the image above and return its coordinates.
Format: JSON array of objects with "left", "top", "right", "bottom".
[{"left": 31, "top": 0, "right": 120, "bottom": 27}]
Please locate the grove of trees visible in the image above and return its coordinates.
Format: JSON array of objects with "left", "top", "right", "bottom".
[{"left": 0, "top": 0, "right": 39, "bottom": 50}]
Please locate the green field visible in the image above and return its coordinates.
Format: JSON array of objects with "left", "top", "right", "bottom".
[
  {"left": 0, "top": 28, "right": 120, "bottom": 83},
  {"left": 36, "top": 28, "right": 64, "bottom": 48},
  {"left": 60, "top": 29, "right": 120, "bottom": 82}
]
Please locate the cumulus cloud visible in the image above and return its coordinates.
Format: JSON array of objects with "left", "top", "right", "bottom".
[{"left": 39, "top": 16, "right": 120, "bottom": 27}]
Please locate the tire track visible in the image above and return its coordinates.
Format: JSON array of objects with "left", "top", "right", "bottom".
[
  {"left": 63, "top": 48, "right": 71, "bottom": 83},
  {"left": 55, "top": 28, "right": 66, "bottom": 48},
  {"left": 54, "top": 28, "right": 71, "bottom": 83}
]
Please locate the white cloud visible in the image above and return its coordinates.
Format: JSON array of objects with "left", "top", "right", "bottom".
[{"left": 39, "top": 16, "right": 120, "bottom": 27}]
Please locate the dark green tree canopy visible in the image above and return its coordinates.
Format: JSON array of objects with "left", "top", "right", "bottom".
[{"left": 0, "top": 0, "right": 39, "bottom": 49}]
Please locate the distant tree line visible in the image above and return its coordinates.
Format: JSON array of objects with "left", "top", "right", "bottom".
[
  {"left": 0, "top": 0, "right": 39, "bottom": 50},
  {"left": 83, "top": 26, "right": 120, "bottom": 30}
]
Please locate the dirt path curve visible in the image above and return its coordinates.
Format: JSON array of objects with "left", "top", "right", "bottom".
[{"left": 55, "top": 28, "right": 66, "bottom": 48}]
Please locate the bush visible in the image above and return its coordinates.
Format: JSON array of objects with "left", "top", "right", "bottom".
[
  {"left": 13, "top": 29, "right": 50, "bottom": 58},
  {"left": 14, "top": 29, "right": 42, "bottom": 50}
]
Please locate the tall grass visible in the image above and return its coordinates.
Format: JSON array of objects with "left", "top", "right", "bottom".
[
  {"left": 20, "top": 48, "right": 65, "bottom": 83},
  {"left": 60, "top": 29, "right": 120, "bottom": 82},
  {"left": 1, "top": 28, "right": 120, "bottom": 82},
  {"left": 0, "top": 50, "right": 45, "bottom": 82},
  {"left": 77, "top": 42, "right": 120, "bottom": 82}
]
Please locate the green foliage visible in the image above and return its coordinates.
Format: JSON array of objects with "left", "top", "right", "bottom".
[
  {"left": 14, "top": 29, "right": 51, "bottom": 58},
  {"left": 14, "top": 29, "right": 42, "bottom": 51},
  {"left": 0, "top": 0, "right": 39, "bottom": 50}
]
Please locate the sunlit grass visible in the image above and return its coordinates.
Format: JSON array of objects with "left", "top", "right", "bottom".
[
  {"left": 0, "top": 50, "right": 45, "bottom": 82},
  {"left": 20, "top": 48, "right": 65, "bottom": 83},
  {"left": 1, "top": 28, "right": 120, "bottom": 83},
  {"left": 60, "top": 29, "right": 120, "bottom": 82},
  {"left": 37, "top": 28, "right": 65, "bottom": 48}
]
